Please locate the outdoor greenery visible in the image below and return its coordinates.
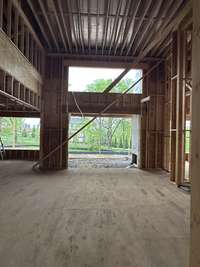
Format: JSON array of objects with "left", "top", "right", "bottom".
[
  {"left": 0, "top": 117, "right": 40, "bottom": 149},
  {"left": 0, "top": 77, "right": 144, "bottom": 153},
  {"left": 86, "top": 77, "right": 142, "bottom": 94},
  {"left": 68, "top": 78, "right": 136, "bottom": 153},
  {"left": 69, "top": 116, "right": 132, "bottom": 153}
]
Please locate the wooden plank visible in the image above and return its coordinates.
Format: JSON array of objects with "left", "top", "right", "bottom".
[
  {"left": 64, "top": 57, "right": 148, "bottom": 69},
  {"left": 141, "top": 96, "right": 150, "bottom": 103},
  {"left": 0, "top": 88, "right": 39, "bottom": 111},
  {"left": 170, "top": 32, "right": 177, "bottom": 182},
  {"left": 191, "top": 1, "right": 200, "bottom": 266},
  {"left": 175, "top": 29, "right": 185, "bottom": 186}
]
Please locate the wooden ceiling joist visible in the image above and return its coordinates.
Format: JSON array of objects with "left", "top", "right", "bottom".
[
  {"left": 22, "top": 0, "right": 191, "bottom": 57},
  {"left": 131, "top": 0, "right": 163, "bottom": 56},
  {"left": 125, "top": 0, "right": 153, "bottom": 56},
  {"left": 26, "top": 0, "right": 52, "bottom": 49},
  {"left": 37, "top": 0, "right": 59, "bottom": 51}
]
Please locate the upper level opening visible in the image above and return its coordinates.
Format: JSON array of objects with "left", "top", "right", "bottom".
[{"left": 68, "top": 67, "right": 143, "bottom": 94}]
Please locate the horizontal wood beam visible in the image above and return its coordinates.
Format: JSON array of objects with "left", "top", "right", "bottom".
[
  {"left": 0, "top": 29, "right": 42, "bottom": 93},
  {"left": 67, "top": 76, "right": 151, "bottom": 116},
  {"left": 64, "top": 58, "right": 148, "bottom": 69},
  {"left": 0, "top": 89, "right": 39, "bottom": 111},
  {"left": 50, "top": 54, "right": 161, "bottom": 69},
  {"left": 0, "top": 110, "right": 40, "bottom": 117}
]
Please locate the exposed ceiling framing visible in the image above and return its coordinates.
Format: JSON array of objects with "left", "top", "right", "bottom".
[{"left": 22, "top": 0, "right": 190, "bottom": 57}]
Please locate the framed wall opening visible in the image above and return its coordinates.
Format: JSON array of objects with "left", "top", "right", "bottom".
[
  {"left": 68, "top": 115, "right": 140, "bottom": 169},
  {"left": 68, "top": 66, "right": 143, "bottom": 94},
  {"left": 0, "top": 117, "right": 40, "bottom": 150}
]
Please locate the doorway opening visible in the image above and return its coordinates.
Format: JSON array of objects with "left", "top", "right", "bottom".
[{"left": 68, "top": 115, "right": 140, "bottom": 169}]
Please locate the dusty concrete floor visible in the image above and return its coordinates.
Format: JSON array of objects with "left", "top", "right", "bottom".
[
  {"left": 68, "top": 154, "right": 131, "bottom": 168},
  {"left": 0, "top": 161, "right": 190, "bottom": 267}
]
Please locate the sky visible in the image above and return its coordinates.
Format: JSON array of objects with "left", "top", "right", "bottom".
[
  {"left": 68, "top": 67, "right": 142, "bottom": 92},
  {"left": 24, "top": 118, "right": 40, "bottom": 127}
]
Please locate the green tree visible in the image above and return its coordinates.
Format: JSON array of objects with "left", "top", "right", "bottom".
[
  {"left": 31, "top": 125, "right": 36, "bottom": 138},
  {"left": 69, "top": 78, "right": 134, "bottom": 153}
]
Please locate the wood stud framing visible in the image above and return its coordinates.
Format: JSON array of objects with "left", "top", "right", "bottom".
[
  {"left": 0, "top": 0, "right": 44, "bottom": 74},
  {"left": 168, "top": 27, "right": 192, "bottom": 186},
  {"left": 140, "top": 66, "right": 165, "bottom": 169},
  {"left": 0, "top": 68, "right": 40, "bottom": 111}
]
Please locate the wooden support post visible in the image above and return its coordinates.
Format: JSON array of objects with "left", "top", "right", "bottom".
[
  {"left": 19, "top": 20, "right": 25, "bottom": 54},
  {"left": 40, "top": 56, "right": 68, "bottom": 170},
  {"left": 25, "top": 88, "right": 30, "bottom": 103},
  {"left": 14, "top": 9, "right": 19, "bottom": 46},
  {"left": 6, "top": 75, "right": 13, "bottom": 95},
  {"left": 170, "top": 31, "right": 178, "bottom": 182},
  {"left": 19, "top": 84, "right": 25, "bottom": 101},
  {"left": 13, "top": 80, "right": 20, "bottom": 98},
  {"left": 30, "top": 37, "right": 33, "bottom": 64},
  {"left": 191, "top": 0, "right": 200, "bottom": 266},
  {"left": 25, "top": 29, "right": 30, "bottom": 60},
  {"left": 0, "top": 0, "right": 3, "bottom": 29},
  {"left": 175, "top": 29, "right": 185, "bottom": 186},
  {"left": 0, "top": 70, "right": 6, "bottom": 91}
]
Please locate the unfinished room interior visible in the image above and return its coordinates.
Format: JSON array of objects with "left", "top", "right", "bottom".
[{"left": 0, "top": 0, "right": 199, "bottom": 266}]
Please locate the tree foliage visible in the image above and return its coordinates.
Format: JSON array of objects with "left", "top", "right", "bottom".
[{"left": 69, "top": 78, "right": 134, "bottom": 152}]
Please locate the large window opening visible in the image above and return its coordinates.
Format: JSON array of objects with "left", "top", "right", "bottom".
[
  {"left": 69, "top": 67, "right": 143, "bottom": 94},
  {"left": 68, "top": 116, "right": 134, "bottom": 168},
  {"left": 0, "top": 117, "right": 40, "bottom": 150}
]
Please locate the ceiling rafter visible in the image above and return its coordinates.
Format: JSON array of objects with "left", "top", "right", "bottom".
[
  {"left": 119, "top": 0, "right": 142, "bottom": 56},
  {"left": 108, "top": 0, "right": 123, "bottom": 55},
  {"left": 132, "top": 0, "right": 163, "bottom": 56},
  {"left": 113, "top": 0, "right": 133, "bottom": 56},
  {"left": 37, "top": 0, "right": 59, "bottom": 51},
  {"left": 51, "top": 0, "right": 68, "bottom": 51},
  {"left": 139, "top": 0, "right": 174, "bottom": 54},
  {"left": 26, "top": 0, "right": 52, "bottom": 49},
  {"left": 66, "top": 0, "right": 79, "bottom": 53},
  {"left": 101, "top": 0, "right": 111, "bottom": 55},
  {"left": 57, "top": 0, "right": 73, "bottom": 53},
  {"left": 143, "top": 0, "right": 185, "bottom": 56},
  {"left": 95, "top": 0, "right": 100, "bottom": 55},
  {"left": 87, "top": 0, "right": 91, "bottom": 53},
  {"left": 76, "top": 0, "right": 85, "bottom": 53}
]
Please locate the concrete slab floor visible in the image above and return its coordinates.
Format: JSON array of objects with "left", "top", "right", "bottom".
[{"left": 0, "top": 161, "right": 190, "bottom": 267}]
